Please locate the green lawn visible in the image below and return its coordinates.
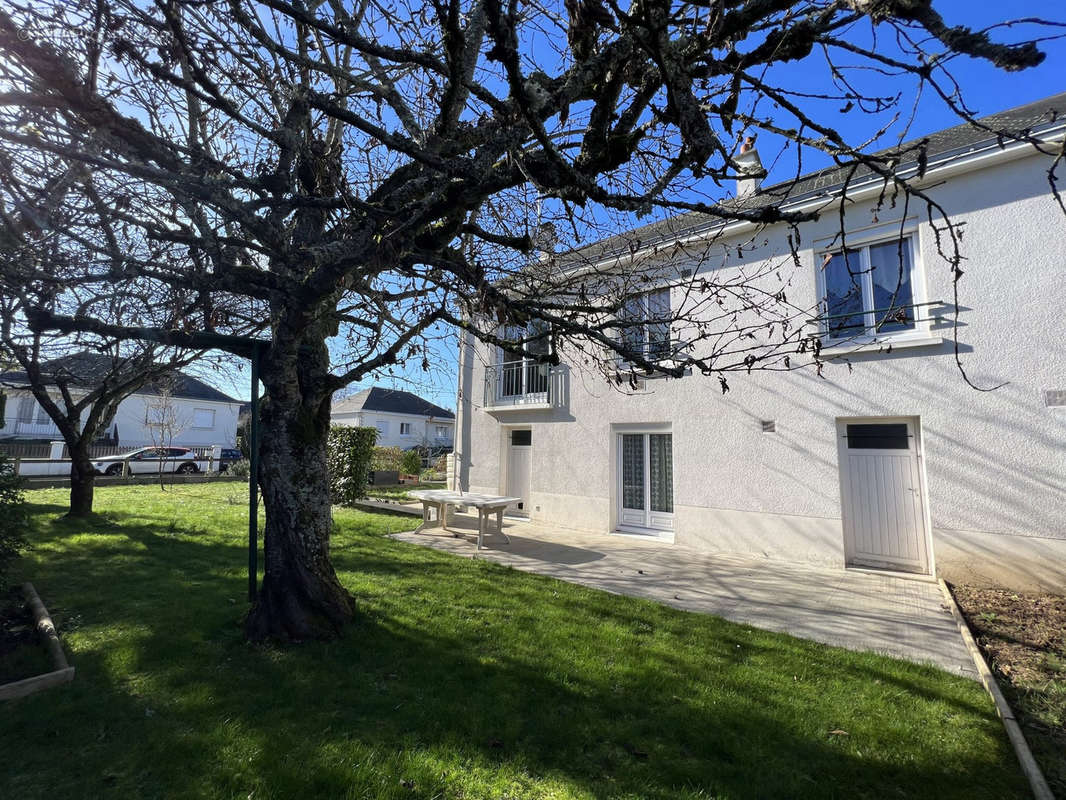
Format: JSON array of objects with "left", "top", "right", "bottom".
[
  {"left": 366, "top": 481, "right": 445, "bottom": 503},
  {"left": 2, "top": 484, "right": 1027, "bottom": 800}
]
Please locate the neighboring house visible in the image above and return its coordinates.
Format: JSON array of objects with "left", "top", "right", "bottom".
[
  {"left": 455, "top": 94, "right": 1066, "bottom": 589},
  {"left": 331, "top": 386, "right": 455, "bottom": 450},
  {"left": 1, "top": 353, "right": 243, "bottom": 448}
]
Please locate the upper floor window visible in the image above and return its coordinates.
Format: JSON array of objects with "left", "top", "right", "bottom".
[
  {"left": 435, "top": 425, "right": 449, "bottom": 438},
  {"left": 819, "top": 235, "right": 922, "bottom": 343},
  {"left": 399, "top": 422, "right": 411, "bottom": 435},
  {"left": 499, "top": 320, "right": 550, "bottom": 365},
  {"left": 620, "top": 287, "right": 672, "bottom": 361},
  {"left": 192, "top": 408, "right": 215, "bottom": 429},
  {"left": 145, "top": 404, "right": 168, "bottom": 427},
  {"left": 16, "top": 395, "right": 51, "bottom": 425}
]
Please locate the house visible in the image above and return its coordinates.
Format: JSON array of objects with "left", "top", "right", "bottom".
[
  {"left": 1, "top": 352, "right": 243, "bottom": 449},
  {"left": 331, "top": 386, "right": 455, "bottom": 450},
  {"left": 454, "top": 94, "right": 1066, "bottom": 590}
]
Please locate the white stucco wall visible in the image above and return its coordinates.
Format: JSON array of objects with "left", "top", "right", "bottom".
[
  {"left": 330, "top": 409, "right": 454, "bottom": 449},
  {"left": 113, "top": 395, "right": 240, "bottom": 447},
  {"left": 1, "top": 388, "right": 240, "bottom": 448},
  {"left": 457, "top": 149, "right": 1066, "bottom": 589}
]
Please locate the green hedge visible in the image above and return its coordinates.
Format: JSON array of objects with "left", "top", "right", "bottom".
[
  {"left": 401, "top": 449, "right": 422, "bottom": 475},
  {"left": 371, "top": 446, "right": 404, "bottom": 471},
  {"left": 0, "top": 454, "right": 28, "bottom": 591},
  {"left": 327, "top": 426, "right": 377, "bottom": 506}
]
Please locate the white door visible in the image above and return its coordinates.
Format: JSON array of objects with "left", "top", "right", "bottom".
[
  {"left": 837, "top": 419, "right": 931, "bottom": 574},
  {"left": 505, "top": 429, "right": 532, "bottom": 517},
  {"left": 618, "top": 433, "right": 673, "bottom": 533}
]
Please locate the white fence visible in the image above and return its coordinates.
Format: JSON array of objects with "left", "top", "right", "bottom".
[{"left": 11, "top": 442, "right": 231, "bottom": 476}]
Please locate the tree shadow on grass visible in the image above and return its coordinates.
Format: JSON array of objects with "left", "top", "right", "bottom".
[{"left": 3, "top": 502, "right": 1030, "bottom": 800}]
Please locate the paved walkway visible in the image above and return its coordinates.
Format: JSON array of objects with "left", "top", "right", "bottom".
[{"left": 391, "top": 514, "right": 977, "bottom": 679}]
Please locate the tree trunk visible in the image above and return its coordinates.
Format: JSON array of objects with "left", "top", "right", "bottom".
[
  {"left": 67, "top": 449, "right": 96, "bottom": 517},
  {"left": 244, "top": 343, "right": 354, "bottom": 641}
]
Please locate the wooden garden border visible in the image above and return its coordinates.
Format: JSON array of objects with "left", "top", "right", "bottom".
[
  {"left": 0, "top": 583, "right": 74, "bottom": 702},
  {"left": 938, "top": 579, "right": 1054, "bottom": 800}
]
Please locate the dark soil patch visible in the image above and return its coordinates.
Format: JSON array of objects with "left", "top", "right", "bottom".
[
  {"left": 0, "top": 587, "right": 52, "bottom": 685},
  {"left": 0, "top": 589, "right": 35, "bottom": 657},
  {"left": 951, "top": 584, "right": 1066, "bottom": 797}
]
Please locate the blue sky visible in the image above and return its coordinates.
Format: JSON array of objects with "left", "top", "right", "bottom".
[{"left": 213, "top": 1, "right": 1066, "bottom": 408}]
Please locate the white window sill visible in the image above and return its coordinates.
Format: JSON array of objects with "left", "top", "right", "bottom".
[{"left": 819, "top": 334, "right": 943, "bottom": 358}]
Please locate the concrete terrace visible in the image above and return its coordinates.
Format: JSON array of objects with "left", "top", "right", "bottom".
[{"left": 391, "top": 513, "right": 977, "bottom": 679}]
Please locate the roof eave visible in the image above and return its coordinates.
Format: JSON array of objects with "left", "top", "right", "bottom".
[{"left": 561, "top": 122, "right": 1066, "bottom": 277}]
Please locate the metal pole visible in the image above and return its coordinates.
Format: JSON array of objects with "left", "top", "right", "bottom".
[
  {"left": 453, "top": 330, "right": 464, "bottom": 496},
  {"left": 248, "top": 343, "right": 261, "bottom": 602}
]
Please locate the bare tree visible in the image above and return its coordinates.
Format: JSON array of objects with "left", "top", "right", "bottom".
[
  {"left": 0, "top": 0, "right": 1059, "bottom": 640},
  {"left": 0, "top": 120, "right": 206, "bottom": 516},
  {"left": 0, "top": 310, "right": 199, "bottom": 516},
  {"left": 143, "top": 376, "right": 192, "bottom": 490}
]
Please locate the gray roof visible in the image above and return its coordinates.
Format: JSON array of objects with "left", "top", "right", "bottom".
[
  {"left": 140, "top": 373, "right": 241, "bottom": 404},
  {"left": 332, "top": 386, "right": 454, "bottom": 419},
  {"left": 1, "top": 351, "right": 241, "bottom": 404},
  {"left": 562, "top": 92, "right": 1066, "bottom": 265}
]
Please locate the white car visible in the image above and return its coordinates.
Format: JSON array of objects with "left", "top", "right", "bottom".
[{"left": 93, "top": 447, "right": 203, "bottom": 476}]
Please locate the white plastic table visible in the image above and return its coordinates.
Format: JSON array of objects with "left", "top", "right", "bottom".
[{"left": 408, "top": 490, "right": 521, "bottom": 552}]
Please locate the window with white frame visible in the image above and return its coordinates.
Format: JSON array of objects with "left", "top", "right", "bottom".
[
  {"left": 16, "top": 395, "right": 34, "bottom": 424},
  {"left": 619, "top": 287, "right": 672, "bottom": 361},
  {"left": 192, "top": 408, "right": 215, "bottom": 429},
  {"left": 819, "top": 234, "right": 924, "bottom": 342},
  {"left": 435, "top": 425, "right": 449, "bottom": 438},
  {"left": 399, "top": 422, "right": 411, "bottom": 435},
  {"left": 145, "top": 404, "right": 166, "bottom": 426},
  {"left": 34, "top": 398, "right": 50, "bottom": 424}
]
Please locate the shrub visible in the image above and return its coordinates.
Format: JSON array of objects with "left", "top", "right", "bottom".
[
  {"left": 235, "top": 417, "right": 250, "bottom": 458},
  {"left": 400, "top": 449, "right": 422, "bottom": 475},
  {"left": 0, "top": 454, "right": 28, "bottom": 591},
  {"left": 371, "top": 446, "right": 404, "bottom": 471},
  {"left": 226, "top": 459, "right": 251, "bottom": 479},
  {"left": 328, "top": 426, "right": 377, "bottom": 505}
]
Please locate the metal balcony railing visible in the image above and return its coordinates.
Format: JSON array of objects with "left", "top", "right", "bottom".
[
  {"left": 0, "top": 416, "right": 61, "bottom": 438},
  {"left": 612, "top": 337, "right": 689, "bottom": 370},
  {"left": 807, "top": 300, "right": 947, "bottom": 339},
  {"left": 484, "top": 362, "right": 562, "bottom": 408}
]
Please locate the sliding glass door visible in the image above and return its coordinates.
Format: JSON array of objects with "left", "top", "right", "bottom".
[{"left": 618, "top": 432, "right": 673, "bottom": 533}]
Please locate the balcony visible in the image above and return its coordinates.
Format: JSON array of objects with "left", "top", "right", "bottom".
[
  {"left": 484, "top": 362, "right": 565, "bottom": 411},
  {"left": 1, "top": 417, "right": 61, "bottom": 439}
]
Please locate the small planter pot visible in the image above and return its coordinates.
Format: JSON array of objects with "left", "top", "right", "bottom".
[{"left": 368, "top": 470, "right": 400, "bottom": 487}]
